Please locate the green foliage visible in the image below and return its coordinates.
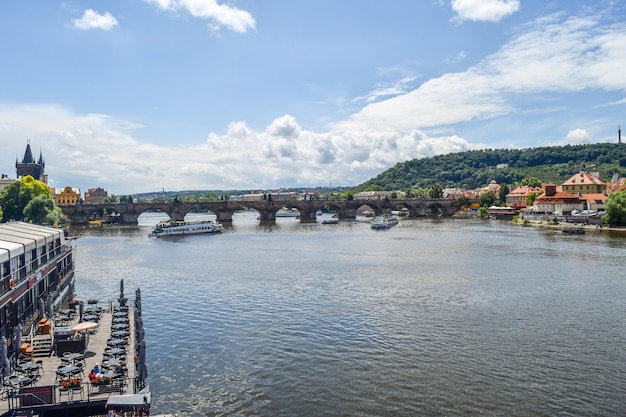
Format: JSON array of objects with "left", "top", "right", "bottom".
[
  {"left": 354, "top": 143, "right": 626, "bottom": 191},
  {"left": 498, "top": 184, "right": 510, "bottom": 204},
  {"left": 23, "top": 195, "right": 66, "bottom": 225},
  {"left": 604, "top": 191, "right": 626, "bottom": 226},
  {"left": 0, "top": 176, "right": 64, "bottom": 224},
  {"left": 0, "top": 206, "right": 3, "bottom": 222},
  {"left": 479, "top": 192, "right": 496, "bottom": 207},
  {"left": 456, "top": 195, "right": 471, "bottom": 207},
  {"left": 428, "top": 184, "right": 442, "bottom": 199},
  {"left": 520, "top": 177, "right": 543, "bottom": 187}
]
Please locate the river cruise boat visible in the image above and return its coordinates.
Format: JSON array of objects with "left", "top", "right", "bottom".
[
  {"left": 370, "top": 216, "right": 398, "bottom": 229},
  {"left": 149, "top": 219, "right": 223, "bottom": 238},
  {"left": 0, "top": 222, "right": 75, "bottom": 343},
  {"left": 275, "top": 208, "right": 300, "bottom": 218}
]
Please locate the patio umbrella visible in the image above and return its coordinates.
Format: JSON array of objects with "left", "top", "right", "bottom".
[
  {"left": 1, "top": 336, "right": 10, "bottom": 376},
  {"left": 71, "top": 321, "right": 99, "bottom": 332},
  {"left": 14, "top": 324, "right": 22, "bottom": 357}
]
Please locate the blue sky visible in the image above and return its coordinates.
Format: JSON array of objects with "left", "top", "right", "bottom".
[{"left": 0, "top": 0, "right": 625, "bottom": 195}]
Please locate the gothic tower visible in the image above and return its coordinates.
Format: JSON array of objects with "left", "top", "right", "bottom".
[{"left": 15, "top": 141, "right": 46, "bottom": 182}]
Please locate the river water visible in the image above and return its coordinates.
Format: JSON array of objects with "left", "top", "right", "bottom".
[{"left": 70, "top": 212, "right": 626, "bottom": 416}]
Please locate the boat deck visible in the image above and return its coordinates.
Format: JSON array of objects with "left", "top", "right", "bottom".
[{"left": 1, "top": 303, "right": 138, "bottom": 416}]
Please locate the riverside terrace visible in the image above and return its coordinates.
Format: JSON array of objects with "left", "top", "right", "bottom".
[{"left": 1, "top": 293, "right": 149, "bottom": 417}]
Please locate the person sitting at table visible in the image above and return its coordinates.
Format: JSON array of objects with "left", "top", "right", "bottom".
[
  {"left": 93, "top": 363, "right": 101, "bottom": 375},
  {"left": 88, "top": 369, "right": 96, "bottom": 382}
]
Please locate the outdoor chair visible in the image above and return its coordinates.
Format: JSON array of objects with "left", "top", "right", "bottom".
[
  {"left": 58, "top": 386, "right": 71, "bottom": 402},
  {"left": 70, "top": 384, "right": 84, "bottom": 400}
]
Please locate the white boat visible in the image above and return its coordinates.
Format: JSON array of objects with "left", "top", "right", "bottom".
[
  {"left": 370, "top": 215, "right": 399, "bottom": 229},
  {"left": 149, "top": 220, "right": 223, "bottom": 237},
  {"left": 276, "top": 208, "right": 300, "bottom": 218}
]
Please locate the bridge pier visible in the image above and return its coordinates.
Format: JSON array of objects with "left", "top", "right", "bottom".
[{"left": 215, "top": 208, "right": 233, "bottom": 223}]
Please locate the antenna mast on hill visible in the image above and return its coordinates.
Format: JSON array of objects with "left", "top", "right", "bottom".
[{"left": 619, "top": 126, "right": 622, "bottom": 144}]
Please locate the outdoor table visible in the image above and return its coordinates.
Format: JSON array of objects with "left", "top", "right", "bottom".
[
  {"left": 104, "top": 347, "right": 125, "bottom": 357},
  {"left": 83, "top": 315, "right": 99, "bottom": 322},
  {"left": 63, "top": 352, "right": 85, "bottom": 363},
  {"left": 111, "top": 323, "right": 129, "bottom": 330},
  {"left": 112, "top": 317, "right": 129, "bottom": 324},
  {"left": 19, "top": 362, "right": 41, "bottom": 375},
  {"left": 103, "top": 358, "right": 124, "bottom": 367},
  {"left": 58, "top": 365, "right": 79, "bottom": 375},
  {"left": 113, "top": 312, "right": 128, "bottom": 318},
  {"left": 107, "top": 338, "right": 127, "bottom": 347},
  {"left": 111, "top": 330, "right": 129, "bottom": 338},
  {"left": 8, "top": 375, "right": 33, "bottom": 387}
]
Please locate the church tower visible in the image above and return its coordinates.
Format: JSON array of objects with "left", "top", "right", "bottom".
[{"left": 15, "top": 141, "right": 46, "bottom": 182}]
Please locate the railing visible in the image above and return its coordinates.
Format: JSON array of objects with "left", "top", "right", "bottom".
[{"left": 4, "top": 377, "right": 136, "bottom": 412}]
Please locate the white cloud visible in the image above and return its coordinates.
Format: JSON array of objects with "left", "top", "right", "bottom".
[
  {"left": 73, "top": 9, "right": 119, "bottom": 31},
  {"left": 339, "top": 14, "right": 626, "bottom": 132},
  {"left": 0, "top": 104, "right": 477, "bottom": 193},
  {"left": 564, "top": 128, "right": 590, "bottom": 145},
  {"left": 451, "top": 0, "right": 520, "bottom": 23},
  {"left": 144, "top": 0, "right": 255, "bottom": 33}
]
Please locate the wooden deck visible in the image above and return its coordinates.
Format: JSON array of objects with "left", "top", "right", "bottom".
[{"left": 1, "top": 303, "right": 137, "bottom": 416}]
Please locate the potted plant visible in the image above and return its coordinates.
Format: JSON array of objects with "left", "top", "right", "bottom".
[
  {"left": 90, "top": 376, "right": 111, "bottom": 386},
  {"left": 59, "top": 378, "right": 81, "bottom": 389}
]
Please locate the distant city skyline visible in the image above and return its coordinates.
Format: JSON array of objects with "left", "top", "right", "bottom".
[{"left": 0, "top": 1, "right": 624, "bottom": 195}]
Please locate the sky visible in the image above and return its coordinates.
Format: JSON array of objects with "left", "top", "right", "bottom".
[{"left": 0, "top": 0, "right": 625, "bottom": 195}]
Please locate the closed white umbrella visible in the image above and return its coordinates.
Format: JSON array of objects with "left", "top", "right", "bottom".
[
  {"left": 14, "top": 324, "right": 22, "bottom": 358},
  {"left": 1, "top": 336, "right": 10, "bottom": 376}
]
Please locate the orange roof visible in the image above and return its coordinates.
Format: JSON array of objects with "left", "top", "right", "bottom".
[{"left": 562, "top": 172, "right": 605, "bottom": 186}]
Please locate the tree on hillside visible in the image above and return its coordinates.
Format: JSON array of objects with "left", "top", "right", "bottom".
[
  {"left": 499, "top": 184, "right": 510, "bottom": 204},
  {"left": 479, "top": 192, "right": 496, "bottom": 207},
  {"left": 520, "top": 177, "right": 543, "bottom": 187},
  {"left": 428, "top": 184, "right": 442, "bottom": 199},
  {"left": 604, "top": 191, "right": 626, "bottom": 226}
]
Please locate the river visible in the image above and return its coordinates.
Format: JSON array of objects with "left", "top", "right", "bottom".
[{"left": 70, "top": 212, "right": 626, "bottom": 416}]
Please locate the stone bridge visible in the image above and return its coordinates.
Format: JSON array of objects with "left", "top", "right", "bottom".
[{"left": 60, "top": 198, "right": 461, "bottom": 225}]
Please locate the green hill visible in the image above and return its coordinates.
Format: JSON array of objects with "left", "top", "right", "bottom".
[{"left": 355, "top": 143, "right": 626, "bottom": 192}]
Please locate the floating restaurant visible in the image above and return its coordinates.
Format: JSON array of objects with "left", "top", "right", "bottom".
[{"left": 1, "top": 222, "right": 152, "bottom": 417}]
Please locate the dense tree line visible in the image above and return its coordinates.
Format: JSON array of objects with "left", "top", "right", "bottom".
[{"left": 355, "top": 143, "right": 626, "bottom": 192}]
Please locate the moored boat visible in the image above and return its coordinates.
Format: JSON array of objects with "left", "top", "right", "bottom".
[
  {"left": 149, "top": 219, "right": 223, "bottom": 237},
  {"left": 370, "top": 217, "right": 394, "bottom": 229},
  {"left": 275, "top": 208, "right": 300, "bottom": 218},
  {"left": 0, "top": 222, "right": 76, "bottom": 340}
]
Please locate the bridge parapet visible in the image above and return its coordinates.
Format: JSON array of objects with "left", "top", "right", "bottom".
[{"left": 60, "top": 198, "right": 461, "bottom": 225}]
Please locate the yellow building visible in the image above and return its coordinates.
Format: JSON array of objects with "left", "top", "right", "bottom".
[
  {"left": 55, "top": 186, "right": 81, "bottom": 206},
  {"left": 561, "top": 172, "right": 606, "bottom": 194}
]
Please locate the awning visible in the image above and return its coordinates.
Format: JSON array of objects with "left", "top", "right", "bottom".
[{"left": 106, "top": 392, "right": 151, "bottom": 410}]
